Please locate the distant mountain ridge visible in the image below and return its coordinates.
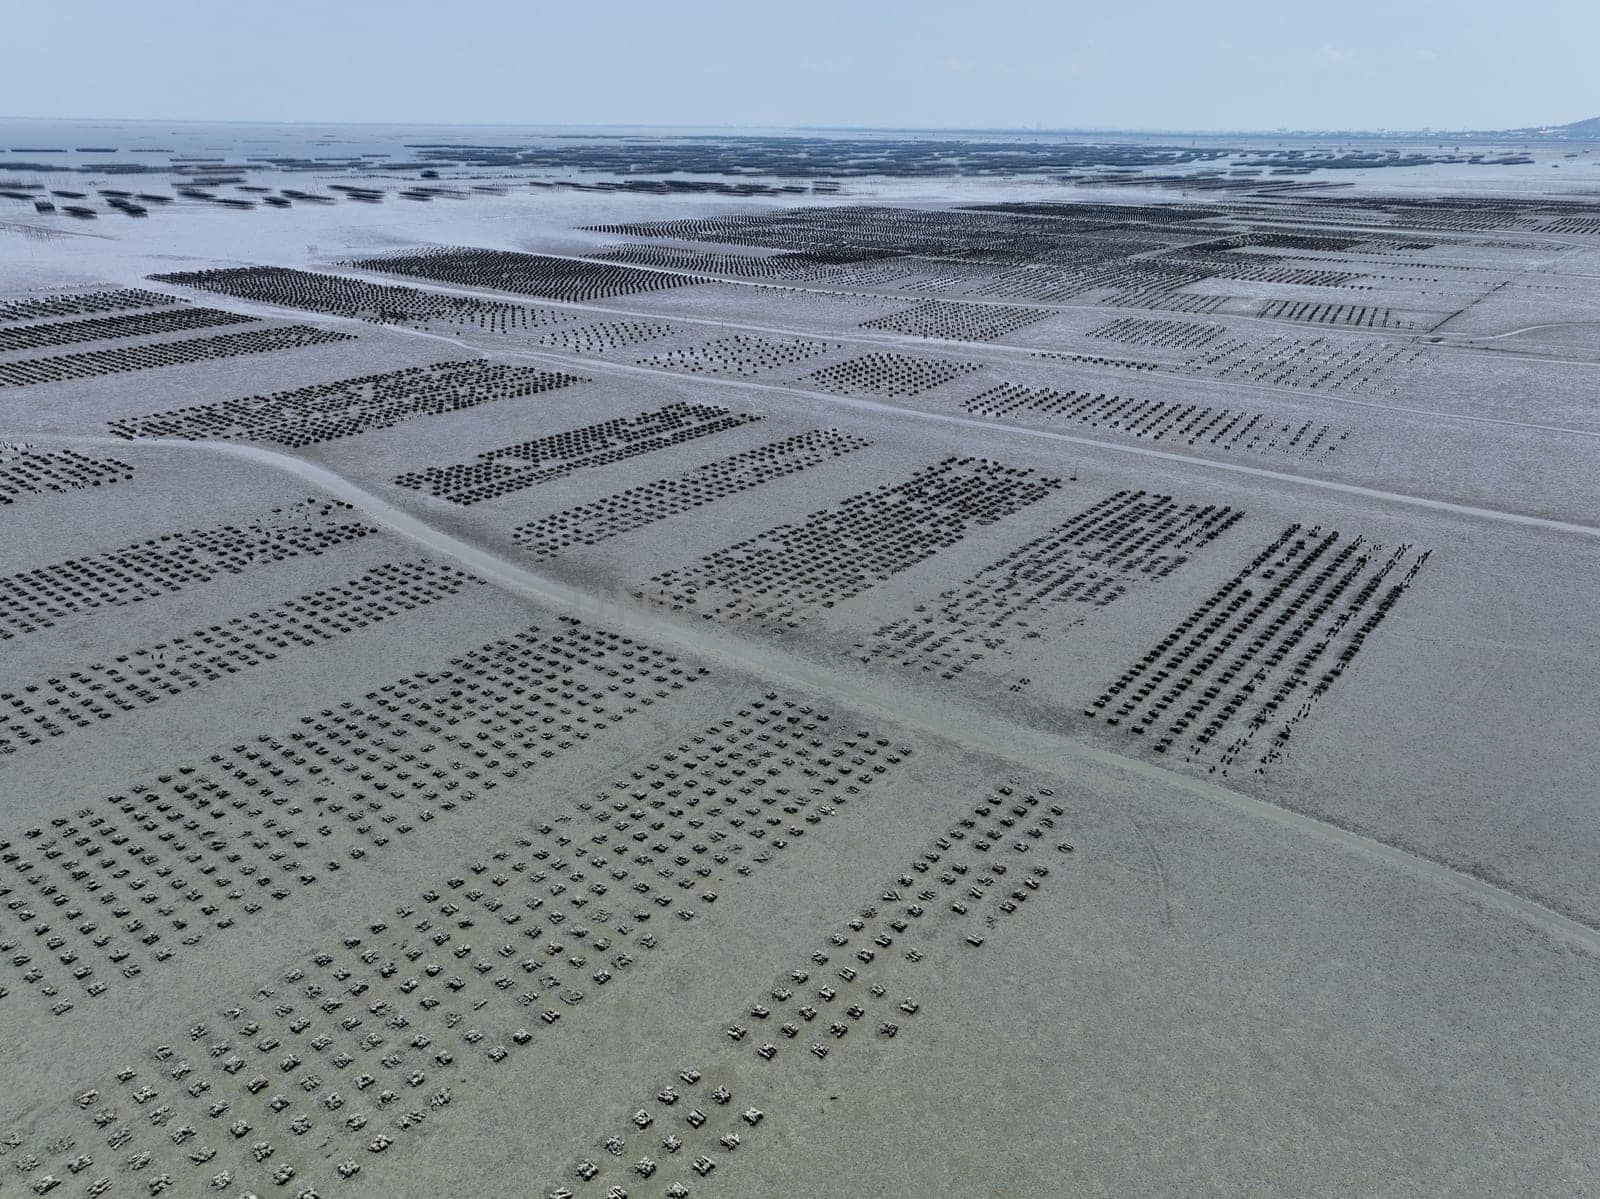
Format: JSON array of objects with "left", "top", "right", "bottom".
[
  {"left": 1515, "top": 115, "right": 1600, "bottom": 137},
  {"left": 795, "top": 117, "right": 1600, "bottom": 140}
]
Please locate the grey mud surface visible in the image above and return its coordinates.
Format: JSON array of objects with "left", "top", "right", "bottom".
[{"left": 3, "top": 140, "right": 1598, "bottom": 1198}]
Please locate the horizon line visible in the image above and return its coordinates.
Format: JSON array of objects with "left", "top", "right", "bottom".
[{"left": 0, "top": 113, "right": 1594, "bottom": 140}]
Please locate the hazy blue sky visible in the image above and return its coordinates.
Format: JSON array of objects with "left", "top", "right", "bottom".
[{"left": 1, "top": 0, "right": 1592, "bottom": 131}]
